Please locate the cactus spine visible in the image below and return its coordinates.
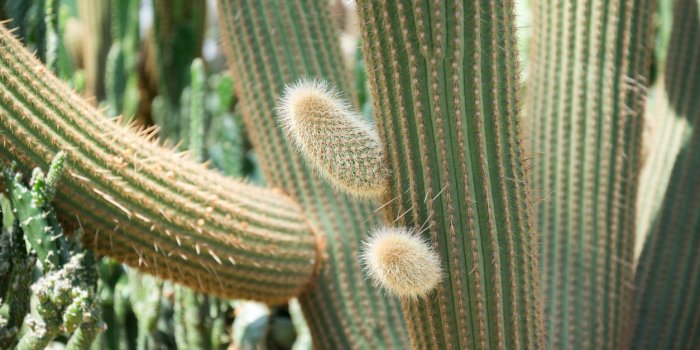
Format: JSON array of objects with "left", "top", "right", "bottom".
[
  {"left": 632, "top": 0, "right": 700, "bottom": 348},
  {"left": 217, "top": 0, "right": 409, "bottom": 348},
  {"left": 527, "top": 0, "right": 655, "bottom": 349},
  {"left": 0, "top": 25, "right": 319, "bottom": 304},
  {"left": 356, "top": 1, "right": 543, "bottom": 348}
]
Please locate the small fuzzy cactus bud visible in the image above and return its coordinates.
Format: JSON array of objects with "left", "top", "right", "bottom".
[
  {"left": 361, "top": 226, "right": 442, "bottom": 298},
  {"left": 277, "top": 79, "right": 387, "bottom": 198}
]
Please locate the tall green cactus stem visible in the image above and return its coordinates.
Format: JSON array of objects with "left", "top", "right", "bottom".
[
  {"left": 0, "top": 25, "right": 320, "bottom": 304},
  {"left": 189, "top": 58, "right": 206, "bottom": 161},
  {"left": 77, "top": 0, "right": 111, "bottom": 100},
  {"left": 218, "top": 0, "right": 409, "bottom": 348},
  {"left": 356, "top": 1, "right": 543, "bottom": 348},
  {"left": 105, "top": 0, "right": 140, "bottom": 118},
  {"left": 151, "top": 0, "right": 206, "bottom": 138},
  {"left": 632, "top": 0, "right": 700, "bottom": 348},
  {"left": 527, "top": 0, "right": 654, "bottom": 349},
  {"left": 43, "top": 0, "right": 59, "bottom": 72}
]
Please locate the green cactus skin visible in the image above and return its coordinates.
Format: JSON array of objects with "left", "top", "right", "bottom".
[
  {"left": 77, "top": 0, "right": 111, "bottom": 100},
  {"left": 217, "top": 0, "right": 409, "bottom": 348},
  {"left": 527, "top": 0, "right": 655, "bottom": 349},
  {"left": 189, "top": 58, "right": 206, "bottom": 161},
  {"left": 0, "top": 25, "right": 320, "bottom": 304},
  {"left": 355, "top": 1, "right": 543, "bottom": 348},
  {"left": 632, "top": 1, "right": 700, "bottom": 348},
  {"left": 64, "top": 304, "right": 104, "bottom": 350},
  {"left": 105, "top": 0, "right": 140, "bottom": 119},
  {"left": 150, "top": 0, "right": 206, "bottom": 140}
]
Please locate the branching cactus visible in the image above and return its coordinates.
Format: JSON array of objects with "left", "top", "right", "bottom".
[{"left": 527, "top": 0, "right": 655, "bottom": 349}]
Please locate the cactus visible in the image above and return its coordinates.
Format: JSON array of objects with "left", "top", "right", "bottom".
[
  {"left": 104, "top": 0, "right": 140, "bottom": 119},
  {"left": 1, "top": 155, "right": 105, "bottom": 349},
  {"left": 16, "top": 252, "right": 103, "bottom": 350},
  {"left": 218, "top": 0, "right": 409, "bottom": 348},
  {"left": 77, "top": 0, "right": 111, "bottom": 100},
  {"left": 188, "top": 58, "right": 206, "bottom": 161},
  {"left": 351, "top": 1, "right": 544, "bottom": 348},
  {"left": 526, "top": 0, "right": 655, "bottom": 349},
  {"left": 0, "top": 219, "right": 36, "bottom": 349},
  {"left": 0, "top": 25, "right": 320, "bottom": 304},
  {"left": 2, "top": 0, "right": 699, "bottom": 349},
  {"left": 149, "top": 0, "right": 206, "bottom": 140},
  {"left": 632, "top": 0, "right": 700, "bottom": 349}
]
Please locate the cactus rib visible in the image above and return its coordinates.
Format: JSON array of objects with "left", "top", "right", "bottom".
[
  {"left": 0, "top": 25, "right": 319, "bottom": 304},
  {"left": 356, "top": 0, "right": 544, "bottom": 348}
]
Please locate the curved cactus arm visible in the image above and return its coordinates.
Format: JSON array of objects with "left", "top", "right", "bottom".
[
  {"left": 0, "top": 25, "right": 319, "bottom": 304},
  {"left": 526, "top": 0, "right": 654, "bottom": 348},
  {"left": 217, "top": 0, "right": 409, "bottom": 348},
  {"left": 356, "top": 1, "right": 544, "bottom": 349},
  {"left": 632, "top": 1, "right": 700, "bottom": 349}
]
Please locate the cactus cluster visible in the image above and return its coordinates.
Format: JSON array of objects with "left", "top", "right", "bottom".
[
  {"left": 0, "top": 0, "right": 700, "bottom": 349},
  {"left": 1, "top": 153, "right": 104, "bottom": 349}
]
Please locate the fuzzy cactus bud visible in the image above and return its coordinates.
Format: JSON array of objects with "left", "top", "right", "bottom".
[
  {"left": 361, "top": 226, "right": 442, "bottom": 298},
  {"left": 277, "top": 79, "right": 387, "bottom": 198}
]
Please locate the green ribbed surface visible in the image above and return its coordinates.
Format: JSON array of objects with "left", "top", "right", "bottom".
[
  {"left": 632, "top": 1, "right": 700, "bottom": 348},
  {"left": 0, "top": 25, "right": 318, "bottom": 304},
  {"left": 356, "top": 1, "right": 543, "bottom": 348},
  {"left": 527, "top": 0, "right": 654, "bottom": 349},
  {"left": 217, "top": 0, "right": 408, "bottom": 348}
]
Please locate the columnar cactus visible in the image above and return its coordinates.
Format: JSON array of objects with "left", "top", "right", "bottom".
[
  {"left": 354, "top": 1, "right": 544, "bottom": 348},
  {"left": 0, "top": 25, "right": 320, "bottom": 304},
  {"left": 632, "top": 0, "right": 700, "bottom": 348},
  {"left": 527, "top": 0, "right": 655, "bottom": 349}
]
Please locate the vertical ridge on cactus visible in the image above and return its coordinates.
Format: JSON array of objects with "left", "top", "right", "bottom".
[
  {"left": 217, "top": 0, "right": 409, "bottom": 348},
  {"left": 632, "top": 0, "right": 700, "bottom": 348},
  {"left": 0, "top": 24, "right": 319, "bottom": 305},
  {"left": 356, "top": 0, "right": 544, "bottom": 348},
  {"left": 527, "top": 0, "right": 655, "bottom": 348},
  {"left": 278, "top": 78, "right": 387, "bottom": 198}
]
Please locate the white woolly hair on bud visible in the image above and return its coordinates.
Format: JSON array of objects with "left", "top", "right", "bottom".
[
  {"left": 361, "top": 226, "right": 442, "bottom": 298},
  {"left": 277, "top": 78, "right": 387, "bottom": 198}
]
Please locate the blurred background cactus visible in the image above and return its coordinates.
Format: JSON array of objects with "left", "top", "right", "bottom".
[{"left": 0, "top": 0, "right": 698, "bottom": 349}]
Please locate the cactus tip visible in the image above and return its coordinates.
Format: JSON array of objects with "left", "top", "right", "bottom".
[{"left": 361, "top": 226, "right": 442, "bottom": 298}]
